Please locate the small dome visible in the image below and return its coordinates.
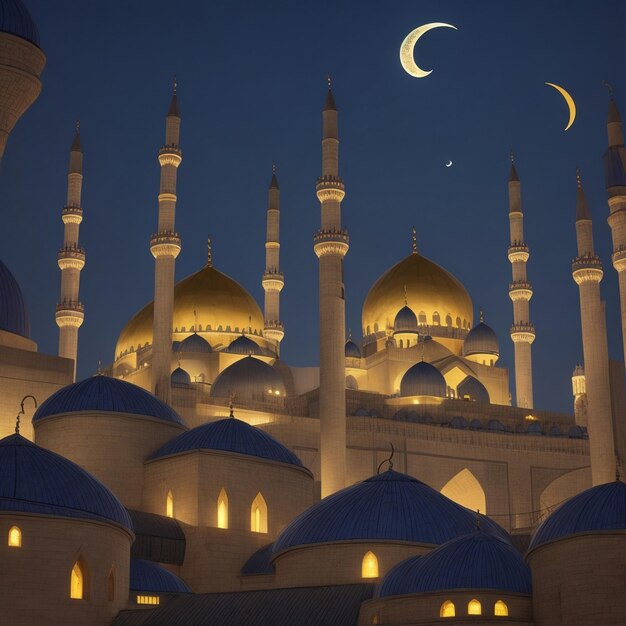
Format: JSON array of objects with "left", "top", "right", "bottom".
[
  {"left": 172, "top": 340, "right": 181, "bottom": 351},
  {"left": 393, "top": 305, "right": 418, "bottom": 334},
  {"left": 273, "top": 469, "right": 508, "bottom": 555},
  {"left": 150, "top": 416, "right": 303, "bottom": 467},
  {"left": 33, "top": 375, "right": 186, "bottom": 426},
  {"left": 0, "top": 258, "right": 30, "bottom": 338},
  {"left": 171, "top": 367, "right": 191, "bottom": 388},
  {"left": 241, "top": 543, "right": 275, "bottom": 575},
  {"left": 0, "top": 433, "right": 132, "bottom": 529},
  {"left": 378, "top": 530, "right": 531, "bottom": 597},
  {"left": 400, "top": 361, "right": 446, "bottom": 397},
  {"left": 130, "top": 559, "right": 190, "bottom": 593},
  {"left": 227, "top": 335, "right": 262, "bottom": 355},
  {"left": 463, "top": 321, "right": 499, "bottom": 357},
  {"left": 457, "top": 376, "right": 490, "bottom": 403},
  {"left": 210, "top": 356, "right": 285, "bottom": 401},
  {"left": 178, "top": 333, "right": 212, "bottom": 353},
  {"left": 0, "top": 0, "right": 40, "bottom": 46},
  {"left": 345, "top": 339, "right": 361, "bottom": 358},
  {"left": 529, "top": 481, "right": 626, "bottom": 552}
]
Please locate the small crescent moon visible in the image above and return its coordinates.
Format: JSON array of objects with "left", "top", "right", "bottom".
[
  {"left": 545, "top": 82, "right": 577, "bottom": 131},
  {"left": 400, "top": 23, "right": 458, "bottom": 78},
  {"left": 445, "top": 160, "right": 453, "bottom": 167}
]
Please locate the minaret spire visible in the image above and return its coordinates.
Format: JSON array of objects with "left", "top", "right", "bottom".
[
  {"left": 507, "top": 155, "right": 535, "bottom": 409},
  {"left": 150, "top": 82, "right": 183, "bottom": 402},
  {"left": 314, "top": 77, "right": 349, "bottom": 497},
  {"left": 412, "top": 226, "right": 417, "bottom": 254},
  {"left": 262, "top": 162, "right": 285, "bottom": 353},
  {"left": 55, "top": 123, "right": 86, "bottom": 381},
  {"left": 572, "top": 169, "right": 616, "bottom": 485}
]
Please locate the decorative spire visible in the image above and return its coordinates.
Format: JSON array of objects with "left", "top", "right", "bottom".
[
  {"left": 193, "top": 309, "right": 198, "bottom": 332},
  {"left": 412, "top": 226, "right": 417, "bottom": 254},
  {"left": 207, "top": 236, "right": 212, "bottom": 267},
  {"left": 509, "top": 150, "right": 519, "bottom": 182},
  {"left": 476, "top": 509, "right": 481, "bottom": 529},
  {"left": 167, "top": 75, "right": 180, "bottom": 118},
  {"left": 479, "top": 307, "right": 484, "bottom": 323},
  {"left": 576, "top": 167, "right": 591, "bottom": 221},
  {"left": 376, "top": 442, "right": 395, "bottom": 473},
  {"left": 348, "top": 328, "right": 352, "bottom": 341},
  {"left": 324, "top": 74, "right": 337, "bottom": 111},
  {"left": 403, "top": 284, "right": 408, "bottom": 306},
  {"left": 229, "top": 394, "right": 235, "bottom": 417},
  {"left": 71, "top": 119, "right": 82, "bottom": 152},
  {"left": 269, "top": 161, "right": 279, "bottom": 189}
]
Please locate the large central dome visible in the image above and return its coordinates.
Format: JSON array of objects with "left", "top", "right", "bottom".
[
  {"left": 362, "top": 252, "right": 473, "bottom": 338},
  {"left": 115, "top": 265, "right": 264, "bottom": 359}
]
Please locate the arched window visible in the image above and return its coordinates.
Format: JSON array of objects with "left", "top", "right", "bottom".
[
  {"left": 440, "top": 600, "right": 455, "bottom": 617},
  {"left": 446, "top": 314, "right": 452, "bottom": 327},
  {"left": 456, "top": 316, "right": 461, "bottom": 328},
  {"left": 217, "top": 489, "right": 228, "bottom": 529},
  {"left": 8, "top": 525, "right": 21, "bottom": 547},
  {"left": 108, "top": 568, "right": 115, "bottom": 602},
  {"left": 250, "top": 492, "right": 268, "bottom": 533},
  {"left": 70, "top": 558, "right": 88, "bottom": 600},
  {"left": 418, "top": 311, "right": 427, "bottom": 325},
  {"left": 361, "top": 551, "right": 379, "bottom": 578},
  {"left": 433, "top": 311, "right": 440, "bottom": 325},
  {"left": 166, "top": 490, "right": 174, "bottom": 518},
  {"left": 468, "top": 599, "right": 482, "bottom": 615},
  {"left": 494, "top": 600, "right": 508, "bottom": 616}
]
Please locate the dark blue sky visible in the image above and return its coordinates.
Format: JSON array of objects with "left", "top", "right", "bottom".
[{"left": 1, "top": 0, "right": 624, "bottom": 413}]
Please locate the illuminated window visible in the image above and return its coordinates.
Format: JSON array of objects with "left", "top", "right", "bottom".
[
  {"left": 137, "top": 595, "right": 160, "bottom": 605},
  {"left": 108, "top": 568, "right": 115, "bottom": 602},
  {"left": 70, "top": 559, "right": 87, "bottom": 600},
  {"left": 8, "top": 526, "right": 21, "bottom": 547},
  {"left": 494, "top": 600, "right": 508, "bottom": 616},
  {"left": 217, "top": 488, "right": 228, "bottom": 529},
  {"left": 166, "top": 490, "right": 174, "bottom": 518},
  {"left": 361, "top": 551, "right": 379, "bottom": 578},
  {"left": 440, "top": 600, "right": 455, "bottom": 617},
  {"left": 468, "top": 599, "right": 482, "bottom": 615},
  {"left": 433, "top": 311, "right": 440, "bottom": 325},
  {"left": 418, "top": 311, "right": 427, "bottom": 325},
  {"left": 371, "top": 615, "right": 379, "bottom": 625},
  {"left": 250, "top": 492, "right": 268, "bottom": 533}
]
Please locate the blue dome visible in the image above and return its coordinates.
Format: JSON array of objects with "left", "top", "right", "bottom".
[
  {"left": 33, "top": 375, "right": 186, "bottom": 426},
  {"left": 528, "top": 481, "right": 626, "bottom": 552},
  {"left": 227, "top": 334, "right": 262, "bottom": 355},
  {"left": 604, "top": 146, "right": 626, "bottom": 189},
  {"left": 400, "top": 361, "right": 446, "bottom": 397},
  {"left": 463, "top": 321, "right": 499, "bottom": 357},
  {"left": 457, "top": 376, "right": 490, "bottom": 403},
  {"left": 171, "top": 367, "right": 191, "bottom": 388},
  {"left": 172, "top": 340, "right": 181, "bottom": 351},
  {"left": 394, "top": 305, "right": 418, "bottom": 333},
  {"left": 378, "top": 530, "right": 531, "bottom": 598},
  {"left": 0, "top": 0, "right": 40, "bottom": 46},
  {"left": 241, "top": 543, "right": 275, "bottom": 575},
  {"left": 0, "top": 433, "right": 132, "bottom": 529},
  {"left": 130, "top": 559, "right": 190, "bottom": 593},
  {"left": 0, "top": 259, "right": 30, "bottom": 338},
  {"left": 178, "top": 333, "right": 212, "bottom": 353},
  {"left": 150, "top": 416, "right": 303, "bottom": 467},
  {"left": 273, "top": 470, "right": 508, "bottom": 555},
  {"left": 345, "top": 339, "right": 361, "bottom": 358},
  {"left": 210, "top": 356, "right": 286, "bottom": 401}
]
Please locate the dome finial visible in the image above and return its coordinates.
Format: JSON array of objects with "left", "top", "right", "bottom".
[
  {"left": 327, "top": 73, "right": 332, "bottom": 91},
  {"left": 476, "top": 509, "right": 481, "bottom": 529},
  {"left": 420, "top": 332, "right": 425, "bottom": 362},
  {"left": 603, "top": 79, "right": 614, "bottom": 98},
  {"left": 348, "top": 328, "right": 352, "bottom": 341},
  {"left": 412, "top": 226, "right": 417, "bottom": 254},
  {"left": 403, "top": 284, "right": 408, "bottom": 306},
  {"left": 207, "top": 236, "right": 212, "bottom": 267},
  {"left": 173, "top": 74, "right": 178, "bottom": 96},
  {"left": 193, "top": 309, "right": 198, "bottom": 333},
  {"left": 576, "top": 166, "right": 582, "bottom": 189},
  {"left": 229, "top": 394, "right": 235, "bottom": 418},
  {"left": 377, "top": 442, "right": 394, "bottom": 473},
  {"left": 272, "top": 160, "right": 276, "bottom": 174},
  {"left": 15, "top": 395, "right": 37, "bottom": 434},
  {"left": 479, "top": 307, "right": 484, "bottom": 323},
  {"left": 510, "top": 149, "right": 514, "bottom": 164}
]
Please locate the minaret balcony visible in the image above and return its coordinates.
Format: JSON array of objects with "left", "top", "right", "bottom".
[
  {"left": 508, "top": 280, "right": 533, "bottom": 302},
  {"left": 262, "top": 271, "right": 284, "bottom": 292},
  {"left": 263, "top": 321, "right": 285, "bottom": 344},
  {"left": 572, "top": 255, "right": 603, "bottom": 283},
  {"left": 508, "top": 243, "right": 529, "bottom": 263},
  {"left": 150, "top": 231, "right": 181, "bottom": 259},
  {"left": 612, "top": 247, "right": 626, "bottom": 272},
  {"left": 55, "top": 300, "right": 84, "bottom": 328},
  {"left": 158, "top": 145, "right": 182, "bottom": 167},
  {"left": 313, "top": 229, "right": 349, "bottom": 258},
  {"left": 57, "top": 246, "right": 86, "bottom": 270},
  {"left": 61, "top": 205, "right": 83, "bottom": 224},
  {"left": 510, "top": 323, "right": 535, "bottom": 344},
  {"left": 316, "top": 176, "right": 345, "bottom": 203}
]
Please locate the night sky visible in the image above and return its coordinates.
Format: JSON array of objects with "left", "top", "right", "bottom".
[{"left": 1, "top": 0, "right": 624, "bottom": 413}]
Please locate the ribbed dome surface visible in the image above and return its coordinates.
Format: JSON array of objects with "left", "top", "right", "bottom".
[
  {"left": 241, "top": 543, "right": 275, "bottom": 575},
  {"left": 210, "top": 356, "right": 285, "bottom": 400},
  {"left": 227, "top": 335, "right": 262, "bottom": 355},
  {"left": 378, "top": 530, "right": 531, "bottom": 597},
  {"left": 393, "top": 306, "right": 418, "bottom": 333},
  {"left": 150, "top": 417, "right": 303, "bottom": 467},
  {"left": 400, "top": 361, "right": 447, "bottom": 397},
  {"left": 170, "top": 367, "right": 191, "bottom": 387},
  {"left": 457, "top": 376, "right": 490, "bottom": 403},
  {"left": 463, "top": 322, "right": 499, "bottom": 357},
  {"left": 0, "top": 0, "right": 40, "bottom": 46},
  {"left": 604, "top": 146, "right": 626, "bottom": 189},
  {"left": 33, "top": 376, "right": 186, "bottom": 426},
  {"left": 0, "top": 258, "right": 30, "bottom": 338},
  {"left": 0, "top": 433, "right": 132, "bottom": 529},
  {"left": 273, "top": 470, "right": 507, "bottom": 554},
  {"left": 529, "top": 481, "right": 626, "bottom": 552},
  {"left": 345, "top": 340, "right": 361, "bottom": 358},
  {"left": 178, "top": 333, "right": 212, "bottom": 353},
  {"left": 130, "top": 559, "right": 191, "bottom": 593}
]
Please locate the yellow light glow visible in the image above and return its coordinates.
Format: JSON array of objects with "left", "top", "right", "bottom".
[
  {"left": 440, "top": 600, "right": 455, "bottom": 618},
  {"left": 217, "top": 489, "right": 228, "bottom": 529},
  {"left": 70, "top": 561, "right": 84, "bottom": 600},
  {"left": 250, "top": 492, "right": 268, "bottom": 533},
  {"left": 361, "top": 551, "right": 379, "bottom": 578},
  {"left": 468, "top": 599, "right": 482, "bottom": 615},
  {"left": 137, "top": 595, "right": 160, "bottom": 605},
  {"left": 525, "top": 414, "right": 538, "bottom": 421},
  {"left": 166, "top": 490, "right": 174, "bottom": 518},
  {"left": 494, "top": 600, "right": 508, "bottom": 616},
  {"left": 8, "top": 526, "right": 21, "bottom": 547}
]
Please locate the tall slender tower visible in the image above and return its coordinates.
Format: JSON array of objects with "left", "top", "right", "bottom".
[
  {"left": 604, "top": 93, "right": 626, "bottom": 365},
  {"left": 150, "top": 81, "right": 182, "bottom": 402},
  {"left": 572, "top": 169, "right": 615, "bottom": 485},
  {"left": 55, "top": 124, "right": 85, "bottom": 381},
  {"left": 507, "top": 155, "right": 535, "bottom": 409},
  {"left": 314, "top": 78, "right": 349, "bottom": 497},
  {"left": 262, "top": 164, "right": 285, "bottom": 352}
]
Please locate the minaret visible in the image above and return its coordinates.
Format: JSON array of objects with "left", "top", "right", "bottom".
[
  {"left": 507, "top": 154, "right": 535, "bottom": 409},
  {"left": 604, "top": 90, "right": 626, "bottom": 365},
  {"left": 55, "top": 123, "right": 85, "bottom": 381},
  {"left": 572, "top": 169, "right": 615, "bottom": 485},
  {"left": 262, "top": 163, "right": 285, "bottom": 352},
  {"left": 150, "top": 80, "right": 182, "bottom": 402},
  {"left": 314, "top": 77, "right": 349, "bottom": 497}
]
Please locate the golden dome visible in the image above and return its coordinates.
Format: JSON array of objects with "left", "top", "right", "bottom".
[
  {"left": 362, "top": 253, "right": 473, "bottom": 337},
  {"left": 115, "top": 265, "right": 264, "bottom": 359}
]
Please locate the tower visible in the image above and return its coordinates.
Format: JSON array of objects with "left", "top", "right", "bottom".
[
  {"left": 150, "top": 81, "right": 182, "bottom": 402},
  {"left": 507, "top": 155, "right": 535, "bottom": 409},
  {"left": 314, "top": 78, "right": 349, "bottom": 497},
  {"left": 572, "top": 169, "right": 615, "bottom": 485},
  {"left": 55, "top": 124, "right": 85, "bottom": 381},
  {"left": 262, "top": 164, "right": 285, "bottom": 352},
  {"left": 604, "top": 92, "right": 626, "bottom": 365}
]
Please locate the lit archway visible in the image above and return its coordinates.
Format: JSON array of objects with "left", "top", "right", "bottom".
[
  {"left": 251, "top": 492, "right": 268, "bottom": 533},
  {"left": 494, "top": 600, "right": 508, "bottom": 616},
  {"left": 8, "top": 526, "right": 21, "bottom": 547},
  {"left": 70, "top": 557, "right": 88, "bottom": 600},
  {"left": 361, "top": 551, "right": 379, "bottom": 578},
  {"left": 440, "top": 600, "right": 455, "bottom": 617},
  {"left": 440, "top": 468, "right": 487, "bottom": 514},
  {"left": 217, "top": 488, "right": 228, "bottom": 529},
  {"left": 468, "top": 599, "right": 481, "bottom": 615}
]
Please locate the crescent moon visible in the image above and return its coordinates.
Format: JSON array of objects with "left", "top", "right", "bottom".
[
  {"left": 400, "top": 23, "right": 457, "bottom": 78},
  {"left": 545, "top": 82, "right": 577, "bottom": 131},
  {"left": 445, "top": 160, "right": 452, "bottom": 167}
]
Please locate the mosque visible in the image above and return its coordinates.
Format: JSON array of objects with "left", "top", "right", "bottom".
[{"left": 2, "top": 1, "right": 626, "bottom": 624}]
